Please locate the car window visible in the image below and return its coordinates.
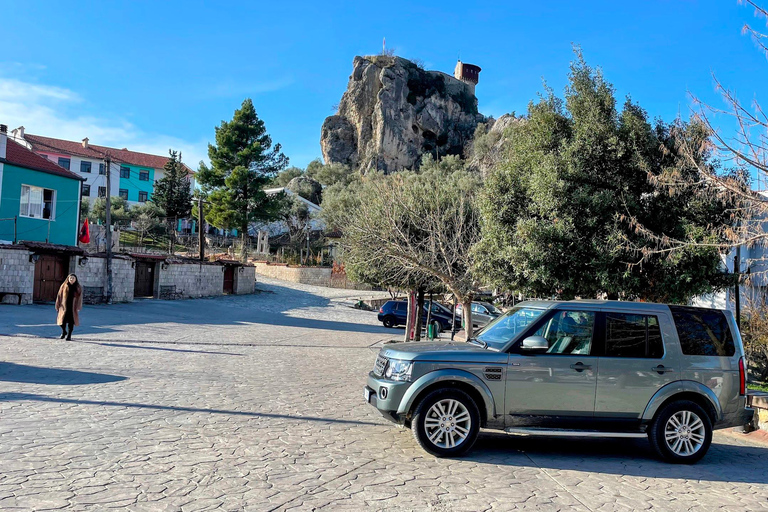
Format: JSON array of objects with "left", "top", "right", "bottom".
[
  {"left": 476, "top": 307, "right": 545, "bottom": 349},
  {"left": 471, "top": 304, "right": 486, "bottom": 314},
  {"left": 532, "top": 310, "right": 595, "bottom": 355},
  {"left": 669, "top": 306, "right": 735, "bottom": 357},
  {"left": 393, "top": 302, "right": 406, "bottom": 312},
  {"left": 605, "top": 313, "right": 664, "bottom": 358}
]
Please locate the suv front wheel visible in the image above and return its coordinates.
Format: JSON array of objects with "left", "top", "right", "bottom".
[
  {"left": 648, "top": 400, "right": 713, "bottom": 464},
  {"left": 411, "top": 388, "right": 480, "bottom": 457}
]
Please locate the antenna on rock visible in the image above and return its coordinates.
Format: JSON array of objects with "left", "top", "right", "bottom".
[{"left": 383, "top": 37, "right": 386, "bottom": 54}]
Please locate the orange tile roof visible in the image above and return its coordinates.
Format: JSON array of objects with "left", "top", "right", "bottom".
[{"left": 25, "top": 133, "right": 194, "bottom": 175}]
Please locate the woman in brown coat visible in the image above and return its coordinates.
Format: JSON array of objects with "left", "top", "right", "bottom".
[{"left": 55, "top": 274, "right": 83, "bottom": 340}]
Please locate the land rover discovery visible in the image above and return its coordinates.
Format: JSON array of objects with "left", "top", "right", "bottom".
[{"left": 364, "top": 300, "right": 754, "bottom": 463}]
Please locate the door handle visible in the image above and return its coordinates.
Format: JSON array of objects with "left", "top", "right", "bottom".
[
  {"left": 569, "top": 362, "right": 591, "bottom": 372},
  {"left": 652, "top": 365, "right": 673, "bottom": 374}
]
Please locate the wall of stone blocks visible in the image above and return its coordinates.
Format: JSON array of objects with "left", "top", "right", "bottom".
[
  {"left": 252, "top": 261, "right": 332, "bottom": 287},
  {"left": 0, "top": 246, "right": 34, "bottom": 304},
  {"left": 70, "top": 256, "right": 135, "bottom": 303},
  {"left": 158, "top": 262, "right": 224, "bottom": 299},
  {"left": 235, "top": 266, "right": 256, "bottom": 295}
]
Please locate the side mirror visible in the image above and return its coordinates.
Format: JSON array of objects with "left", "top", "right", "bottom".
[{"left": 521, "top": 336, "right": 549, "bottom": 352}]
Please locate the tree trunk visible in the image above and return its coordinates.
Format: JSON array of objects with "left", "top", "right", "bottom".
[
  {"left": 404, "top": 290, "right": 416, "bottom": 343},
  {"left": 414, "top": 288, "right": 425, "bottom": 341},
  {"left": 462, "top": 298, "right": 474, "bottom": 340}
]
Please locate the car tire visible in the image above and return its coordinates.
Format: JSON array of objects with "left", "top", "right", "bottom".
[
  {"left": 382, "top": 316, "right": 396, "bottom": 328},
  {"left": 648, "top": 399, "right": 713, "bottom": 464},
  {"left": 411, "top": 388, "right": 480, "bottom": 457}
]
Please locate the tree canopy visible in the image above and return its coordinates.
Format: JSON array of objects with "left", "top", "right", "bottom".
[
  {"left": 473, "top": 53, "right": 732, "bottom": 303},
  {"left": 197, "top": 98, "right": 288, "bottom": 259}
]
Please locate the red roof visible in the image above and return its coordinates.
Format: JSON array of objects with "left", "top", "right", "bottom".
[
  {"left": 4, "top": 138, "right": 84, "bottom": 180},
  {"left": 24, "top": 133, "right": 194, "bottom": 175}
]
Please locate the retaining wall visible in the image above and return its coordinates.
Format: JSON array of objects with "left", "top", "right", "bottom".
[
  {"left": 236, "top": 266, "right": 256, "bottom": 295},
  {"left": 0, "top": 246, "right": 34, "bottom": 304},
  {"left": 158, "top": 262, "right": 224, "bottom": 299},
  {"left": 70, "top": 255, "right": 135, "bottom": 303},
  {"left": 252, "top": 261, "right": 331, "bottom": 287}
]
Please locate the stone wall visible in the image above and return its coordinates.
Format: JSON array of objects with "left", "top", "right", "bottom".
[
  {"left": 0, "top": 246, "right": 34, "bottom": 304},
  {"left": 236, "top": 266, "right": 256, "bottom": 295},
  {"left": 252, "top": 261, "right": 332, "bottom": 287},
  {"left": 158, "top": 262, "right": 224, "bottom": 299},
  {"left": 70, "top": 255, "right": 134, "bottom": 303}
]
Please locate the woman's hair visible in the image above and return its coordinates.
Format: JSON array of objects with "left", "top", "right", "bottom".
[{"left": 67, "top": 273, "right": 78, "bottom": 283}]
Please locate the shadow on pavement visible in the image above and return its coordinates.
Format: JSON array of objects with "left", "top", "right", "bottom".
[
  {"left": 1, "top": 280, "right": 391, "bottom": 339},
  {"left": 0, "top": 392, "right": 381, "bottom": 427},
  {"left": 466, "top": 430, "right": 768, "bottom": 484},
  {"left": 0, "top": 362, "right": 127, "bottom": 385},
  {"left": 79, "top": 341, "right": 246, "bottom": 356}
]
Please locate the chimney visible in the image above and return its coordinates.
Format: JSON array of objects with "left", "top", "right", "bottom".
[
  {"left": 11, "top": 125, "right": 24, "bottom": 139},
  {"left": 0, "top": 124, "right": 7, "bottom": 160},
  {"left": 82, "top": 137, "right": 89, "bottom": 148}
]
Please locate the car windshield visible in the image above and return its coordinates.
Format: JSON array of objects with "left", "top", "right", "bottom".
[
  {"left": 475, "top": 307, "right": 546, "bottom": 349},
  {"left": 484, "top": 304, "right": 502, "bottom": 315}
]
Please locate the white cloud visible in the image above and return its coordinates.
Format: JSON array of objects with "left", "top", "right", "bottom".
[{"left": 0, "top": 77, "right": 208, "bottom": 167}]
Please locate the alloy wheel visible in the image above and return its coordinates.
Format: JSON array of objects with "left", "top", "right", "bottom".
[
  {"left": 424, "top": 399, "right": 472, "bottom": 449},
  {"left": 664, "top": 410, "right": 706, "bottom": 456}
]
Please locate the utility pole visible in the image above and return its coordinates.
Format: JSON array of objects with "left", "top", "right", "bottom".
[
  {"left": 104, "top": 156, "right": 113, "bottom": 304},
  {"left": 198, "top": 196, "right": 205, "bottom": 261}
]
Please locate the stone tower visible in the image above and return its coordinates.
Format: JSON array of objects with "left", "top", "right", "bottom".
[{"left": 454, "top": 60, "right": 481, "bottom": 95}]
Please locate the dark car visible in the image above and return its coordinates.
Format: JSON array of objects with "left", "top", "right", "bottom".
[{"left": 378, "top": 300, "right": 460, "bottom": 331}]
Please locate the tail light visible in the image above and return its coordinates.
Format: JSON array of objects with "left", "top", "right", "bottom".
[
  {"left": 738, "top": 357, "right": 746, "bottom": 396},
  {"left": 379, "top": 307, "right": 383, "bottom": 313}
]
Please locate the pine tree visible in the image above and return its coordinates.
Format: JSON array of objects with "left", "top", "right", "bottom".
[
  {"left": 152, "top": 150, "right": 193, "bottom": 253},
  {"left": 198, "top": 99, "right": 288, "bottom": 261}
]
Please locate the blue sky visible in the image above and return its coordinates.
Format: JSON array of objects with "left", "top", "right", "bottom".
[{"left": 2, "top": 0, "right": 766, "bottom": 170}]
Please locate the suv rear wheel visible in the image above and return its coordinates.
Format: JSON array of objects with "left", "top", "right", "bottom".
[
  {"left": 382, "top": 315, "right": 396, "bottom": 328},
  {"left": 411, "top": 388, "right": 480, "bottom": 457},
  {"left": 648, "top": 399, "right": 712, "bottom": 464}
]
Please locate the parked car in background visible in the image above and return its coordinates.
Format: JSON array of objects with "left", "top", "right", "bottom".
[
  {"left": 378, "top": 300, "right": 461, "bottom": 332},
  {"left": 455, "top": 301, "right": 503, "bottom": 329},
  {"left": 365, "top": 300, "right": 753, "bottom": 463}
]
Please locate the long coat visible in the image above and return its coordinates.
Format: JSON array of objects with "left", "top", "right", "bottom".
[{"left": 55, "top": 282, "right": 83, "bottom": 326}]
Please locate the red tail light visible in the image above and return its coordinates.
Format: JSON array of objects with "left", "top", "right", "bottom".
[
  {"left": 738, "top": 357, "right": 746, "bottom": 396},
  {"left": 379, "top": 307, "right": 383, "bottom": 313}
]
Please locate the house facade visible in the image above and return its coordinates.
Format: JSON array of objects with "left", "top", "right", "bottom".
[
  {"left": 10, "top": 126, "right": 194, "bottom": 207},
  {"left": 0, "top": 125, "right": 84, "bottom": 246}
]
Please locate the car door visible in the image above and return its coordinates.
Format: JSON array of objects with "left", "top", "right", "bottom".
[
  {"left": 470, "top": 303, "right": 492, "bottom": 327},
  {"left": 594, "top": 311, "right": 679, "bottom": 420},
  {"left": 505, "top": 309, "right": 599, "bottom": 425}
]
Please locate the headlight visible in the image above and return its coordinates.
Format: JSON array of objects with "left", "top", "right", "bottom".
[{"left": 384, "top": 359, "right": 413, "bottom": 381}]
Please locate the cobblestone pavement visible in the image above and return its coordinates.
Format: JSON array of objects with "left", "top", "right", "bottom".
[{"left": 1, "top": 278, "right": 767, "bottom": 511}]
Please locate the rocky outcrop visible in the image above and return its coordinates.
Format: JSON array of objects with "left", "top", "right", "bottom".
[
  {"left": 321, "top": 55, "right": 485, "bottom": 174},
  {"left": 466, "top": 114, "right": 520, "bottom": 176}
]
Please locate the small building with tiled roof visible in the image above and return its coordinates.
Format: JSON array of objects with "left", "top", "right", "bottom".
[
  {"left": 0, "top": 124, "right": 84, "bottom": 246},
  {"left": 10, "top": 126, "right": 194, "bottom": 207}
]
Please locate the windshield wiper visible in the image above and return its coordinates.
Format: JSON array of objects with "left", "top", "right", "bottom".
[{"left": 468, "top": 337, "right": 488, "bottom": 349}]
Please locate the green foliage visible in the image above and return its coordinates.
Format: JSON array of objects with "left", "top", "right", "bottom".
[
  {"left": 474, "top": 52, "right": 731, "bottom": 303},
  {"left": 197, "top": 99, "right": 288, "bottom": 252},
  {"left": 271, "top": 166, "right": 304, "bottom": 187},
  {"left": 286, "top": 175, "right": 322, "bottom": 205},
  {"left": 152, "top": 150, "right": 192, "bottom": 222},
  {"left": 326, "top": 155, "right": 481, "bottom": 298},
  {"left": 305, "top": 159, "right": 356, "bottom": 188},
  {"left": 80, "top": 197, "right": 89, "bottom": 220},
  {"left": 89, "top": 196, "right": 131, "bottom": 225}
]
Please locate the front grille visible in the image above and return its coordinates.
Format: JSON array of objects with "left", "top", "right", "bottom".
[{"left": 373, "top": 355, "right": 388, "bottom": 376}]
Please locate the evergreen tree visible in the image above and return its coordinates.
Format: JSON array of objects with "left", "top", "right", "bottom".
[
  {"left": 198, "top": 99, "right": 288, "bottom": 260},
  {"left": 152, "top": 150, "right": 193, "bottom": 253},
  {"left": 474, "top": 52, "right": 732, "bottom": 303}
]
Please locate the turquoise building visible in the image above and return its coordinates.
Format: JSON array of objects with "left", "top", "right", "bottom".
[
  {"left": 118, "top": 163, "right": 155, "bottom": 203},
  {"left": 0, "top": 126, "right": 84, "bottom": 246}
]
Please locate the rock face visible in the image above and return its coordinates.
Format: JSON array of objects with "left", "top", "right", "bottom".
[
  {"left": 466, "top": 114, "right": 520, "bottom": 176},
  {"left": 321, "top": 56, "right": 485, "bottom": 174}
]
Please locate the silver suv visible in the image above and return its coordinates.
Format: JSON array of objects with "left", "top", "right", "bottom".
[{"left": 364, "top": 300, "right": 754, "bottom": 463}]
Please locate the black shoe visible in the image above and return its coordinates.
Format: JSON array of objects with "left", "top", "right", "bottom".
[
  {"left": 66, "top": 335, "right": 72, "bottom": 341},
  {"left": 60, "top": 333, "right": 66, "bottom": 339}
]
